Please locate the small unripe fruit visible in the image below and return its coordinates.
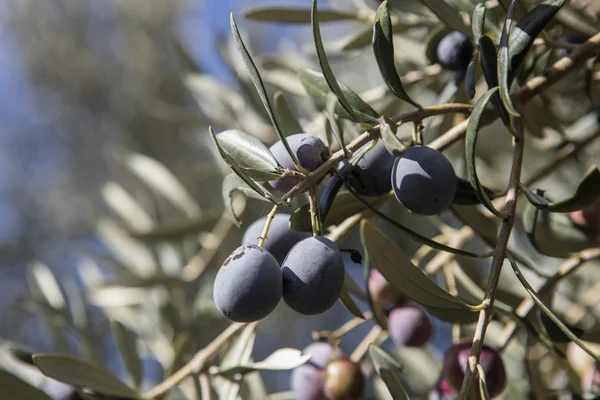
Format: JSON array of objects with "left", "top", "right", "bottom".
[
  {"left": 269, "top": 133, "right": 328, "bottom": 193},
  {"left": 540, "top": 311, "right": 585, "bottom": 343},
  {"left": 291, "top": 342, "right": 343, "bottom": 400},
  {"left": 442, "top": 340, "right": 506, "bottom": 398},
  {"left": 342, "top": 140, "right": 395, "bottom": 197},
  {"left": 323, "top": 357, "right": 365, "bottom": 400},
  {"left": 281, "top": 236, "right": 345, "bottom": 315},
  {"left": 436, "top": 31, "right": 474, "bottom": 72},
  {"left": 391, "top": 146, "right": 457, "bottom": 215},
  {"left": 368, "top": 268, "right": 404, "bottom": 306},
  {"left": 569, "top": 199, "right": 600, "bottom": 234},
  {"left": 213, "top": 245, "right": 282, "bottom": 322},
  {"left": 387, "top": 305, "right": 433, "bottom": 347},
  {"left": 581, "top": 361, "right": 600, "bottom": 394},
  {"left": 242, "top": 213, "right": 310, "bottom": 264}
]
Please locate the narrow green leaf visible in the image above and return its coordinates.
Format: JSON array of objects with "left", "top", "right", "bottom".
[
  {"left": 453, "top": 177, "right": 497, "bottom": 205},
  {"left": 419, "top": 0, "right": 470, "bottom": 36},
  {"left": 222, "top": 173, "right": 271, "bottom": 226},
  {"left": 218, "top": 323, "right": 256, "bottom": 400},
  {"left": 350, "top": 185, "right": 488, "bottom": 259},
  {"left": 379, "top": 116, "right": 406, "bottom": 156},
  {"left": 507, "top": 256, "right": 600, "bottom": 363},
  {"left": 341, "top": 25, "right": 376, "bottom": 51},
  {"left": 478, "top": 35, "right": 512, "bottom": 128},
  {"left": 466, "top": 87, "right": 506, "bottom": 218},
  {"left": 230, "top": 13, "right": 304, "bottom": 170},
  {"left": 339, "top": 281, "right": 364, "bottom": 319},
  {"left": 33, "top": 354, "right": 140, "bottom": 398},
  {"left": 530, "top": 209, "right": 594, "bottom": 258},
  {"left": 521, "top": 166, "right": 600, "bottom": 213},
  {"left": 0, "top": 370, "right": 52, "bottom": 400},
  {"left": 507, "top": 0, "right": 567, "bottom": 84},
  {"left": 111, "top": 320, "right": 142, "bottom": 389},
  {"left": 273, "top": 91, "right": 303, "bottom": 136},
  {"left": 361, "top": 220, "right": 481, "bottom": 320},
  {"left": 472, "top": 3, "right": 486, "bottom": 39},
  {"left": 311, "top": 0, "right": 372, "bottom": 126},
  {"left": 298, "top": 68, "right": 379, "bottom": 123},
  {"left": 326, "top": 93, "right": 349, "bottom": 155},
  {"left": 368, "top": 344, "right": 409, "bottom": 400},
  {"left": 465, "top": 55, "right": 477, "bottom": 100},
  {"left": 243, "top": 6, "right": 360, "bottom": 24},
  {"left": 129, "top": 211, "right": 222, "bottom": 241},
  {"left": 214, "top": 348, "right": 311, "bottom": 376},
  {"left": 372, "top": 1, "right": 421, "bottom": 109},
  {"left": 498, "top": 0, "right": 520, "bottom": 117},
  {"left": 522, "top": 189, "right": 543, "bottom": 253}
]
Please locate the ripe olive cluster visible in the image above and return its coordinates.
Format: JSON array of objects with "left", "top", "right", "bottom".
[{"left": 214, "top": 132, "right": 460, "bottom": 323}]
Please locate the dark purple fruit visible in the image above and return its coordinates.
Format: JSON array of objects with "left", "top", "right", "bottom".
[
  {"left": 442, "top": 340, "right": 506, "bottom": 398},
  {"left": 322, "top": 357, "right": 365, "bottom": 400},
  {"left": 269, "top": 133, "right": 328, "bottom": 193},
  {"left": 387, "top": 305, "right": 433, "bottom": 347},
  {"left": 540, "top": 310, "right": 585, "bottom": 343},
  {"left": 569, "top": 199, "right": 600, "bottom": 235},
  {"left": 391, "top": 145, "right": 457, "bottom": 215},
  {"left": 291, "top": 342, "right": 343, "bottom": 400},
  {"left": 281, "top": 236, "right": 345, "bottom": 315},
  {"left": 342, "top": 140, "right": 395, "bottom": 197},
  {"left": 368, "top": 268, "right": 404, "bottom": 306},
  {"left": 213, "top": 245, "right": 282, "bottom": 322},
  {"left": 436, "top": 31, "right": 474, "bottom": 72},
  {"left": 242, "top": 213, "right": 310, "bottom": 263}
]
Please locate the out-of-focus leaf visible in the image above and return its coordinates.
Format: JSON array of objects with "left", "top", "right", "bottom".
[
  {"left": 311, "top": 0, "right": 376, "bottom": 126},
  {"left": 372, "top": 1, "right": 421, "bottom": 109},
  {"left": 507, "top": 0, "right": 567, "bottom": 84},
  {"left": 361, "top": 220, "right": 480, "bottom": 322},
  {"left": 111, "top": 321, "right": 142, "bottom": 390},
  {"left": 298, "top": 68, "right": 379, "bottom": 123},
  {"left": 221, "top": 173, "right": 267, "bottom": 226},
  {"left": 466, "top": 87, "right": 505, "bottom": 217},
  {"left": 478, "top": 35, "right": 511, "bottom": 128},
  {"left": 127, "top": 153, "right": 201, "bottom": 218},
  {"left": 379, "top": 117, "right": 406, "bottom": 156},
  {"left": 465, "top": 55, "right": 477, "bottom": 100},
  {"left": 425, "top": 25, "right": 453, "bottom": 65},
  {"left": 394, "top": 347, "right": 440, "bottom": 395},
  {"left": 529, "top": 210, "right": 594, "bottom": 258},
  {"left": 497, "top": 0, "right": 520, "bottom": 117},
  {"left": 129, "top": 210, "right": 222, "bottom": 241},
  {"left": 102, "top": 183, "right": 154, "bottom": 232},
  {"left": 216, "top": 129, "right": 282, "bottom": 181},
  {"left": 419, "top": 0, "right": 470, "bottom": 35},
  {"left": 522, "top": 190, "right": 543, "bottom": 253},
  {"left": 243, "top": 6, "right": 360, "bottom": 24},
  {"left": 341, "top": 25, "right": 375, "bottom": 51},
  {"left": 29, "top": 262, "right": 66, "bottom": 311},
  {"left": 230, "top": 14, "right": 303, "bottom": 170},
  {"left": 507, "top": 256, "right": 600, "bottom": 362},
  {"left": 453, "top": 177, "right": 497, "bottom": 205},
  {"left": 339, "top": 281, "right": 364, "bottom": 319},
  {"left": 368, "top": 344, "right": 409, "bottom": 400},
  {"left": 521, "top": 166, "right": 600, "bottom": 213},
  {"left": 0, "top": 370, "right": 52, "bottom": 400},
  {"left": 214, "top": 348, "right": 311, "bottom": 376},
  {"left": 273, "top": 91, "right": 303, "bottom": 136},
  {"left": 326, "top": 93, "right": 349, "bottom": 156},
  {"left": 33, "top": 355, "right": 140, "bottom": 398},
  {"left": 217, "top": 323, "right": 256, "bottom": 400},
  {"left": 472, "top": 3, "right": 486, "bottom": 39}
]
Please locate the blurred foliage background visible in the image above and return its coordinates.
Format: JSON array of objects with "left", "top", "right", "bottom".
[{"left": 1, "top": 0, "right": 600, "bottom": 398}]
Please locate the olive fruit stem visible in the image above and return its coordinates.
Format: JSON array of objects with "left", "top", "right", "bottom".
[
  {"left": 257, "top": 204, "right": 280, "bottom": 247},
  {"left": 412, "top": 121, "right": 424, "bottom": 145},
  {"left": 144, "top": 322, "right": 249, "bottom": 399},
  {"left": 350, "top": 324, "right": 385, "bottom": 363},
  {"left": 308, "top": 187, "right": 323, "bottom": 236}
]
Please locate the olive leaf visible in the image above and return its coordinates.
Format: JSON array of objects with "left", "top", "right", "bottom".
[
  {"left": 298, "top": 68, "right": 379, "bottom": 123},
  {"left": 311, "top": 0, "right": 376, "bottom": 127},
  {"left": 372, "top": 1, "right": 421, "bottom": 109},
  {"left": 326, "top": 93, "right": 350, "bottom": 156},
  {"left": 453, "top": 177, "right": 497, "bottom": 206},
  {"left": 478, "top": 35, "right": 511, "bottom": 128},
  {"left": 215, "top": 129, "right": 282, "bottom": 181},
  {"left": 230, "top": 13, "right": 304, "bottom": 171},
  {"left": 472, "top": 3, "right": 486, "bottom": 39},
  {"left": 242, "top": 6, "right": 360, "bottom": 24},
  {"left": 217, "top": 323, "right": 256, "bottom": 400},
  {"left": 339, "top": 281, "right": 365, "bottom": 319},
  {"left": 341, "top": 25, "right": 376, "bottom": 51},
  {"left": 273, "top": 91, "right": 303, "bottom": 136},
  {"left": 33, "top": 354, "right": 140, "bottom": 399},
  {"left": 521, "top": 166, "right": 600, "bottom": 213},
  {"left": 111, "top": 320, "right": 142, "bottom": 389},
  {"left": 361, "top": 220, "right": 481, "bottom": 322},
  {"left": 419, "top": 0, "right": 470, "bottom": 36},
  {"left": 368, "top": 344, "right": 409, "bottom": 400},
  {"left": 222, "top": 173, "right": 272, "bottom": 226},
  {"left": 466, "top": 86, "right": 506, "bottom": 218},
  {"left": 128, "top": 210, "right": 222, "bottom": 241},
  {"left": 507, "top": 256, "right": 600, "bottom": 362},
  {"left": 465, "top": 55, "right": 477, "bottom": 100},
  {"left": 527, "top": 209, "right": 594, "bottom": 258},
  {"left": 213, "top": 348, "right": 311, "bottom": 376},
  {"left": 522, "top": 190, "right": 543, "bottom": 253},
  {"left": 379, "top": 116, "right": 406, "bottom": 156},
  {"left": 507, "top": 0, "right": 567, "bottom": 84},
  {"left": 497, "top": 0, "right": 520, "bottom": 117},
  {"left": 0, "top": 370, "right": 52, "bottom": 400}
]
